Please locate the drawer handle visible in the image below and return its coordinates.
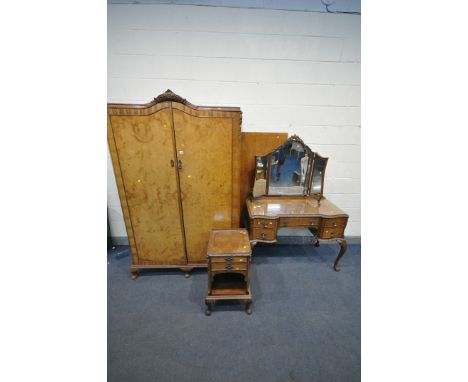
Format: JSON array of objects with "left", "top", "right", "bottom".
[
  {"left": 333, "top": 223, "right": 337, "bottom": 227},
  {"left": 261, "top": 233, "right": 266, "bottom": 239},
  {"left": 225, "top": 264, "right": 233, "bottom": 270},
  {"left": 225, "top": 257, "right": 232, "bottom": 261}
]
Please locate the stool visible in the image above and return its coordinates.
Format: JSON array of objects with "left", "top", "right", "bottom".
[{"left": 205, "top": 229, "right": 252, "bottom": 315}]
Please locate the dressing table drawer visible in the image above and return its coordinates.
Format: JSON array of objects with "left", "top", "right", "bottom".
[
  {"left": 252, "top": 218, "right": 277, "bottom": 229},
  {"left": 252, "top": 228, "right": 276, "bottom": 241},
  {"left": 211, "top": 263, "right": 248, "bottom": 272},
  {"left": 319, "top": 227, "right": 345, "bottom": 239},
  {"left": 321, "top": 217, "right": 348, "bottom": 228},
  {"left": 279, "top": 217, "right": 320, "bottom": 227}
]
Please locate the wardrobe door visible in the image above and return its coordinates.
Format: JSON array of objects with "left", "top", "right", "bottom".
[
  {"left": 172, "top": 107, "right": 233, "bottom": 263},
  {"left": 109, "top": 108, "right": 187, "bottom": 265}
]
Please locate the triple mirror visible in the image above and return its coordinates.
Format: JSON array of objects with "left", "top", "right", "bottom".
[{"left": 252, "top": 135, "right": 328, "bottom": 199}]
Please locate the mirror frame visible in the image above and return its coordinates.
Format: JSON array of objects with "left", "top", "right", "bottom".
[
  {"left": 308, "top": 152, "right": 328, "bottom": 201},
  {"left": 252, "top": 135, "right": 328, "bottom": 199}
]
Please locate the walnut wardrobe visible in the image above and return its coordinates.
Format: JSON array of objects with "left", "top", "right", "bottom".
[{"left": 107, "top": 90, "right": 242, "bottom": 278}]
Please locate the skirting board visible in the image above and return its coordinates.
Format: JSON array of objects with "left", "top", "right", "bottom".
[
  {"left": 111, "top": 234, "right": 361, "bottom": 246},
  {"left": 111, "top": 236, "right": 130, "bottom": 246}
]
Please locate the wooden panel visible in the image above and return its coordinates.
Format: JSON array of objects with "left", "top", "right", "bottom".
[
  {"left": 172, "top": 106, "right": 235, "bottom": 263},
  {"left": 107, "top": 114, "right": 139, "bottom": 265},
  {"left": 247, "top": 196, "right": 348, "bottom": 218},
  {"left": 279, "top": 217, "right": 320, "bottom": 227},
  {"left": 109, "top": 107, "right": 187, "bottom": 265},
  {"left": 252, "top": 218, "right": 277, "bottom": 229},
  {"left": 207, "top": 229, "right": 251, "bottom": 256},
  {"left": 231, "top": 113, "right": 242, "bottom": 227},
  {"left": 211, "top": 263, "right": 248, "bottom": 271},
  {"left": 210, "top": 257, "right": 248, "bottom": 263},
  {"left": 319, "top": 227, "right": 345, "bottom": 239},
  {"left": 210, "top": 288, "right": 248, "bottom": 296},
  {"left": 252, "top": 228, "right": 276, "bottom": 241},
  {"left": 240, "top": 132, "right": 288, "bottom": 222},
  {"left": 321, "top": 217, "right": 348, "bottom": 228}
]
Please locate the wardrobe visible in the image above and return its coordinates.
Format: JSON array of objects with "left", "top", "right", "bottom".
[{"left": 107, "top": 90, "right": 242, "bottom": 278}]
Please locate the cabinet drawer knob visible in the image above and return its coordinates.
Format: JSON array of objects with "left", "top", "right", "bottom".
[{"left": 261, "top": 233, "right": 266, "bottom": 239}]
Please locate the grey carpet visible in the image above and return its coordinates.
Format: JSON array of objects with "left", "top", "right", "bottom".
[{"left": 108, "top": 243, "right": 361, "bottom": 382}]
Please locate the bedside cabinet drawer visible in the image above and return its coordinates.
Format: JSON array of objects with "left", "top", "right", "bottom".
[
  {"left": 211, "top": 263, "right": 248, "bottom": 271},
  {"left": 252, "top": 228, "right": 276, "bottom": 241},
  {"left": 321, "top": 217, "right": 348, "bottom": 228},
  {"left": 319, "top": 227, "right": 345, "bottom": 239},
  {"left": 279, "top": 217, "right": 320, "bottom": 227},
  {"left": 252, "top": 218, "right": 277, "bottom": 229},
  {"left": 210, "top": 256, "right": 248, "bottom": 264}
]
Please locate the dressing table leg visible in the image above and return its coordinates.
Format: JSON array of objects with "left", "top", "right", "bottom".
[
  {"left": 245, "top": 301, "right": 252, "bottom": 315},
  {"left": 314, "top": 238, "right": 320, "bottom": 247},
  {"left": 130, "top": 269, "right": 138, "bottom": 280},
  {"left": 333, "top": 239, "right": 347, "bottom": 272}
]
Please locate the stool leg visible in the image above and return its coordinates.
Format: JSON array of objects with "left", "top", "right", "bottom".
[{"left": 245, "top": 301, "right": 252, "bottom": 315}]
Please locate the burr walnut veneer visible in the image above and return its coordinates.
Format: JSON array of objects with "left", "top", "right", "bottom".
[
  {"left": 246, "top": 196, "right": 348, "bottom": 271},
  {"left": 107, "top": 90, "right": 242, "bottom": 278}
]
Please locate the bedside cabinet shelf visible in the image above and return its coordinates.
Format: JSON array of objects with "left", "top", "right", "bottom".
[{"left": 211, "top": 273, "right": 248, "bottom": 295}]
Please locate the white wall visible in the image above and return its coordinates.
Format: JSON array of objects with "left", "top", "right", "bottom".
[{"left": 107, "top": 2, "right": 361, "bottom": 238}]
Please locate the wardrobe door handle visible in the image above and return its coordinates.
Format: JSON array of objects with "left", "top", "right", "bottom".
[
  {"left": 178, "top": 160, "right": 183, "bottom": 170},
  {"left": 170, "top": 160, "right": 175, "bottom": 167}
]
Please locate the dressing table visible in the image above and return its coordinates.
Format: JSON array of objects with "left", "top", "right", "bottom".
[{"left": 245, "top": 135, "right": 349, "bottom": 271}]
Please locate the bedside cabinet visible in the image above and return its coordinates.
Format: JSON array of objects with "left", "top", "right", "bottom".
[{"left": 205, "top": 229, "right": 252, "bottom": 315}]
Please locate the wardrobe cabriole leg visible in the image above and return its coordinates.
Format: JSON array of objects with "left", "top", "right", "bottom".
[
  {"left": 181, "top": 267, "right": 193, "bottom": 278},
  {"left": 205, "top": 301, "right": 212, "bottom": 316},
  {"left": 245, "top": 301, "right": 252, "bottom": 315}
]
